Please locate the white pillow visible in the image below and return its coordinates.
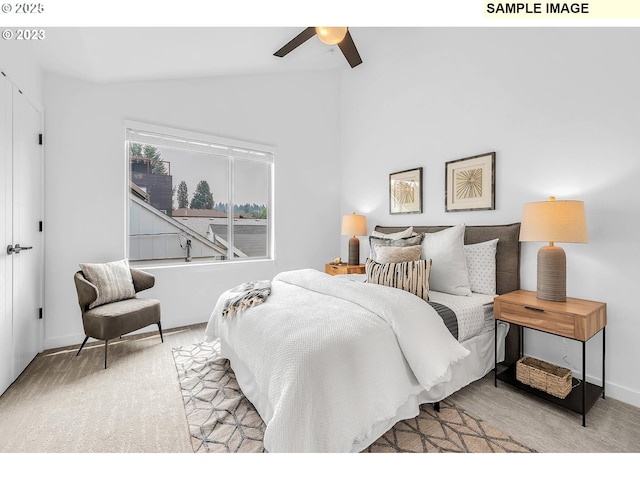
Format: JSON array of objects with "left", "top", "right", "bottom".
[
  {"left": 80, "top": 258, "right": 136, "bottom": 309},
  {"left": 464, "top": 239, "right": 498, "bottom": 295},
  {"left": 421, "top": 224, "right": 471, "bottom": 296},
  {"left": 370, "top": 226, "right": 414, "bottom": 240}
]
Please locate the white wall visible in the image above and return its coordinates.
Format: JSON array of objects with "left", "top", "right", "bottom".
[
  {"left": 43, "top": 70, "right": 342, "bottom": 349},
  {"left": 0, "top": 41, "right": 44, "bottom": 109},
  {"left": 340, "top": 28, "right": 640, "bottom": 407}
]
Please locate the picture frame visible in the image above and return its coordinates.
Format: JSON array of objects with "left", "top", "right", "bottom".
[
  {"left": 445, "top": 152, "right": 495, "bottom": 212},
  {"left": 389, "top": 167, "right": 423, "bottom": 214}
]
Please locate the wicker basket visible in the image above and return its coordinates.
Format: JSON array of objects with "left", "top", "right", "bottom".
[{"left": 516, "top": 356, "right": 572, "bottom": 399}]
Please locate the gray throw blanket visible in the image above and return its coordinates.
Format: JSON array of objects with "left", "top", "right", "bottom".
[{"left": 222, "top": 280, "right": 272, "bottom": 318}]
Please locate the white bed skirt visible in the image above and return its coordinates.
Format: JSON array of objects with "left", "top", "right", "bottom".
[{"left": 219, "top": 320, "right": 509, "bottom": 453}]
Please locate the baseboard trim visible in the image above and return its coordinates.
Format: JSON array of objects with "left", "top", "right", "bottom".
[
  {"left": 42, "top": 318, "right": 201, "bottom": 351},
  {"left": 598, "top": 377, "right": 640, "bottom": 409}
]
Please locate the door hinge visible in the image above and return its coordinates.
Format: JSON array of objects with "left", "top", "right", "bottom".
[
  {"left": 38, "top": 133, "right": 43, "bottom": 145},
  {"left": 39, "top": 220, "right": 43, "bottom": 232},
  {"left": 38, "top": 308, "right": 43, "bottom": 319}
]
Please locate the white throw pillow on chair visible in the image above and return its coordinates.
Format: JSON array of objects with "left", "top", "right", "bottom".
[{"left": 80, "top": 258, "right": 136, "bottom": 309}]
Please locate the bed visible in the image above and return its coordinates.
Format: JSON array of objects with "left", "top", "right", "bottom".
[{"left": 204, "top": 223, "right": 521, "bottom": 453}]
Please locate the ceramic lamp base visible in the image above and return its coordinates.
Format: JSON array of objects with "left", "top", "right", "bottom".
[
  {"left": 537, "top": 245, "right": 566, "bottom": 302},
  {"left": 348, "top": 236, "right": 360, "bottom": 266}
]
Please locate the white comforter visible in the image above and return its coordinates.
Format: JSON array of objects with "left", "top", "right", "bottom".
[{"left": 205, "top": 269, "right": 470, "bottom": 452}]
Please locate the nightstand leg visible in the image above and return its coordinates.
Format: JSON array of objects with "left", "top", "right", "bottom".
[
  {"left": 494, "top": 317, "right": 497, "bottom": 387},
  {"left": 582, "top": 340, "right": 587, "bottom": 427},
  {"left": 602, "top": 327, "right": 606, "bottom": 399}
]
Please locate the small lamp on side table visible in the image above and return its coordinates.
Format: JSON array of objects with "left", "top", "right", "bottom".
[
  {"left": 341, "top": 212, "right": 367, "bottom": 266},
  {"left": 519, "top": 196, "right": 588, "bottom": 302}
]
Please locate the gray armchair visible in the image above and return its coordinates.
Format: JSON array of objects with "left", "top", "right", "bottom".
[{"left": 74, "top": 268, "right": 162, "bottom": 368}]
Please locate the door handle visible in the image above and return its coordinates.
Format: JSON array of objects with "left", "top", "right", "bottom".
[{"left": 6, "top": 244, "right": 33, "bottom": 255}]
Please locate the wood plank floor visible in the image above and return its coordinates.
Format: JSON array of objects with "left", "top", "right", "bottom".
[{"left": 449, "top": 373, "right": 640, "bottom": 453}]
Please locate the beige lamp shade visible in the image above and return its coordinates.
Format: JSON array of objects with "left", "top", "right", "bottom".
[
  {"left": 519, "top": 197, "right": 588, "bottom": 302},
  {"left": 519, "top": 197, "right": 588, "bottom": 244},
  {"left": 341, "top": 213, "right": 367, "bottom": 266},
  {"left": 341, "top": 213, "right": 367, "bottom": 236}
]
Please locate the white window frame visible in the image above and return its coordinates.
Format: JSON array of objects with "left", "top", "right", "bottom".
[{"left": 125, "top": 120, "right": 275, "bottom": 266}]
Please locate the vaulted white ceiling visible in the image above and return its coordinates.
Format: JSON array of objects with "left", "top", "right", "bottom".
[{"left": 21, "top": 27, "right": 384, "bottom": 83}]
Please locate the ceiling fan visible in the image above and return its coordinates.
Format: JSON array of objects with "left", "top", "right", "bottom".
[{"left": 273, "top": 27, "right": 363, "bottom": 68}]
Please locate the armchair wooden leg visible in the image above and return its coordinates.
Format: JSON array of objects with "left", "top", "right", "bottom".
[
  {"left": 157, "top": 321, "right": 164, "bottom": 343},
  {"left": 76, "top": 336, "right": 89, "bottom": 357},
  {"left": 104, "top": 339, "right": 108, "bottom": 369}
]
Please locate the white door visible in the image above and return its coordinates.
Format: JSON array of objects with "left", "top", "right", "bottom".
[
  {"left": 0, "top": 73, "right": 44, "bottom": 395},
  {"left": 0, "top": 73, "right": 13, "bottom": 394},
  {"left": 11, "top": 84, "right": 43, "bottom": 378}
]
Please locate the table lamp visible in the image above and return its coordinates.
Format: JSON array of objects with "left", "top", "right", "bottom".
[
  {"left": 341, "top": 212, "right": 367, "bottom": 266},
  {"left": 519, "top": 197, "right": 588, "bottom": 302}
]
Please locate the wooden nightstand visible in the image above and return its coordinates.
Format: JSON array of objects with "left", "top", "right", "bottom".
[
  {"left": 325, "top": 263, "right": 365, "bottom": 276},
  {"left": 494, "top": 290, "right": 606, "bottom": 427}
]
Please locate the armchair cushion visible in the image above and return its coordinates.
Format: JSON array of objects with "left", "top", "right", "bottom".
[
  {"left": 83, "top": 298, "right": 161, "bottom": 340},
  {"left": 79, "top": 259, "right": 136, "bottom": 309}
]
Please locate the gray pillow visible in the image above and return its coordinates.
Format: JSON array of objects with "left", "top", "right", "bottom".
[
  {"left": 365, "top": 258, "right": 431, "bottom": 301},
  {"left": 80, "top": 259, "right": 136, "bottom": 308},
  {"left": 370, "top": 227, "right": 414, "bottom": 240},
  {"left": 374, "top": 244, "right": 422, "bottom": 264},
  {"left": 369, "top": 233, "right": 424, "bottom": 261}
]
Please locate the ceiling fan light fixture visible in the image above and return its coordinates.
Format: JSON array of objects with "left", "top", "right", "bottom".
[
  {"left": 315, "top": 27, "right": 348, "bottom": 45},
  {"left": 274, "top": 27, "right": 362, "bottom": 68}
]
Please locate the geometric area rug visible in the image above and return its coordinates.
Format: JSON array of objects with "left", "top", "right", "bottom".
[{"left": 172, "top": 341, "right": 535, "bottom": 454}]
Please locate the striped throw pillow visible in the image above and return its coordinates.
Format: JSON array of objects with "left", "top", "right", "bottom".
[
  {"left": 80, "top": 259, "right": 136, "bottom": 309},
  {"left": 365, "top": 258, "right": 431, "bottom": 301}
]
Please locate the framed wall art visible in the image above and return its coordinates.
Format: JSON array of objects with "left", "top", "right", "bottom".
[
  {"left": 445, "top": 152, "right": 495, "bottom": 212},
  {"left": 389, "top": 167, "right": 423, "bottom": 214}
]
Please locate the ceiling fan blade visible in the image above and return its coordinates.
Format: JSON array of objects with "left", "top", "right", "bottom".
[
  {"left": 338, "top": 30, "right": 363, "bottom": 68},
  {"left": 273, "top": 27, "right": 317, "bottom": 57}
]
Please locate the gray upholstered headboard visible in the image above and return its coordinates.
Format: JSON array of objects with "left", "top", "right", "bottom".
[{"left": 372, "top": 223, "right": 521, "bottom": 295}]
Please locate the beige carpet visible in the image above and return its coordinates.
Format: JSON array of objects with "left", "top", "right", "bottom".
[
  {"left": 172, "top": 341, "right": 535, "bottom": 453},
  {"left": 0, "top": 326, "right": 201, "bottom": 453}
]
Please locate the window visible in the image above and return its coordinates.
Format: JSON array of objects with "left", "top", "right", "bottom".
[{"left": 126, "top": 122, "right": 274, "bottom": 264}]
